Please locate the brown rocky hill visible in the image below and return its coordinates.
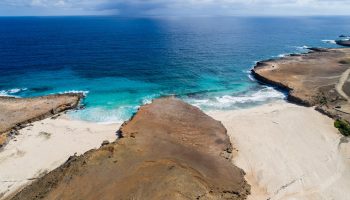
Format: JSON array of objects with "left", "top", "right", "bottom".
[{"left": 10, "top": 97, "right": 250, "bottom": 200}]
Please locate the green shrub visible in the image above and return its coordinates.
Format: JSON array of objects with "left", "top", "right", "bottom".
[{"left": 334, "top": 119, "right": 350, "bottom": 136}]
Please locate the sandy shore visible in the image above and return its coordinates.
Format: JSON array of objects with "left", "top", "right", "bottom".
[
  {"left": 0, "top": 115, "right": 120, "bottom": 199},
  {"left": 9, "top": 97, "right": 250, "bottom": 200},
  {"left": 208, "top": 101, "right": 350, "bottom": 200},
  {"left": 2, "top": 99, "right": 350, "bottom": 199}
]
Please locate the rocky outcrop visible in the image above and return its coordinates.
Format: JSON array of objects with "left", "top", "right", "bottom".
[
  {"left": 252, "top": 48, "right": 350, "bottom": 121},
  {"left": 336, "top": 40, "right": 350, "bottom": 47},
  {"left": 0, "top": 93, "right": 84, "bottom": 147},
  {"left": 10, "top": 97, "right": 250, "bottom": 200}
]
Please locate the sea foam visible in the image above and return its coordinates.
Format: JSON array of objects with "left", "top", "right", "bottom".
[
  {"left": 58, "top": 90, "right": 90, "bottom": 96},
  {"left": 188, "top": 86, "right": 286, "bottom": 110},
  {"left": 322, "top": 40, "right": 336, "bottom": 44},
  {"left": 0, "top": 88, "right": 27, "bottom": 97},
  {"left": 68, "top": 105, "right": 137, "bottom": 124}
]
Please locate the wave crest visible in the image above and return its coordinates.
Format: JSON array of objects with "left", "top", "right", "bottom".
[
  {"left": 187, "top": 87, "right": 286, "bottom": 110},
  {"left": 322, "top": 40, "right": 336, "bottom": 44},
  {"left": 58, "top": 90, "right": 90, "bottom": 96},
  {"left": 0, "top": 88, "right": 27, "bottom": 97}
]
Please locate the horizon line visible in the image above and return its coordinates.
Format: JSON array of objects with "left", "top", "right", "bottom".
[{"left": 1, "top": 14, "right": 350, "bottom": 18}]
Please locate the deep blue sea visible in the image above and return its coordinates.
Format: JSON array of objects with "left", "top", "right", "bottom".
[{"left": 0, "top": 16, "right": 349, "bottom": 122}]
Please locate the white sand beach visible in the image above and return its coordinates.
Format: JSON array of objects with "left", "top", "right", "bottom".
[
  {"left": 0, "top": 115, "right": 120, "bottom": 199},
  {"left": 1, "top": 100, "right": 350, "bottom": 200},
  {"left": 208, "top": 101, "right": 350, "bottom": 200}
]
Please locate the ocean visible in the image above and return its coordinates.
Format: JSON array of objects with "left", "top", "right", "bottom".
[{"left": 0, "top": 16, "right": 349, "bottom": 122}]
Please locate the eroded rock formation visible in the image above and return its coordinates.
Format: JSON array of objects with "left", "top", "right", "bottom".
[
  {"left": 10, "top": 98, "right": 250, "bottom": 200},
  {"left": 0, "top": 93, "right": 83, "bottom": 147},
  {"left": 252, "top": 48, "right": 350, "bottom": 121}
]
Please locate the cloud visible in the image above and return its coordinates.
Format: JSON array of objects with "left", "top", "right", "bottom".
[
  {"left": 1, "top": 0, "right": 350, "bottom": 16},
  {"left": 96, "top": 0, "right": 350, "bottom": 16}
]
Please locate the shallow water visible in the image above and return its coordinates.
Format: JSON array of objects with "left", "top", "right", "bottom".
[{"left": 0, "top": 16, "right": 349, "bottom": 122}]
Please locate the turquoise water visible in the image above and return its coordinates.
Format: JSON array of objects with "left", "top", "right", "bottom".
[{"left": 0, "top": 16, "right": 349, "bottom": 122}]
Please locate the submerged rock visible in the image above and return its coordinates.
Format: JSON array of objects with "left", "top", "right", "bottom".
[{"left": 11, "top": 97, "right": 250, "bottom": 200}]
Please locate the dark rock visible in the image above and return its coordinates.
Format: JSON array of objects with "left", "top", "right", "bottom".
[
  {"left": 307, "top": 47, "right": 329, "bottom": 52},
  {"left": 101, "top": 140, "right": 110, "bottom": 146},
  {"left": 336, "top": 40, "right": 350, "bottom": 47}
]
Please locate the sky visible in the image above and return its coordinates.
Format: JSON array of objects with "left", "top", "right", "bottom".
[{"left": 0, "top": 0, "right": 350, "bottom": 16}]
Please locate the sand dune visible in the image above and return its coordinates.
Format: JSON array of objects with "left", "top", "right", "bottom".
[{"left": 209, "top": 101, "right": 350, "bottom": 200}]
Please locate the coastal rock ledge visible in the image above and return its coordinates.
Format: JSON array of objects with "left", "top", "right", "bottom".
[
  {"left": 10, "top": 97, "right": 250, "bottom": 200},
  {"left": 0, "top": 93, "right": 84, "bottom": 147},
  {"left": 252, "top": 48, "right": 350, "bottom": 121}
]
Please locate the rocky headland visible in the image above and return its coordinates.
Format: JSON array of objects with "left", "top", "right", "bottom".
[
  {"left": 0, "top": 93, "right": 84, "bottom": 147},
  {"left": 4, "top": 47, "right": 350, "bottom": 200},
  {"left": 252, "top": 48, "right": 350, "bottom": 122},
  {"left": 10, "top": 97, "right": 250, "bottom": 200}
]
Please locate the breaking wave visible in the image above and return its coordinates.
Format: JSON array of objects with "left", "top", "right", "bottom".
[
  {"left": 69, "top": 105, "right": 138, "bottom": 124},
  {"left": 68, "top": 95, "right": 157, "bottom": 123},
  {"left": 58, "top": 90, "right": 90, "bottom": 96},
  {"left": 0, "top": 88, "right": 27, "bottom": 97},
  {"left": 186, "top": 86, "right": 286, "bottom": 110},
  {"left": 322, "top": 39, "right": 336, "bottom": 44}
]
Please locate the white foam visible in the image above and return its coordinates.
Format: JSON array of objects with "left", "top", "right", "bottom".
[
  {"left": 68, "top": 105, "right": 137, "bottom": 124},
  {"left": 189, "top": 87, "right": 286, "bottom": 109},
  {"left": 300, "top": 45, "right": 309, "bottom": 49},
  {"left": 0, "top": 88, "right": 27, "bottom": 97},
  {"left": 58, "top": 90, "right": 89, "bottom": 96},
  {"left": 142, "top": 94, "right": 158, "bottom": 105},
  {"left": 295, "top": 45, "right": 309, "bottom": 50},
  {"left": 278, "top": 54, "right": 288, "bottom": 58},
  {"left": 322, "top": 40, "right": 336, "bottom": 44},
  {"left": 217, "top": 88, "right": 284, "bottom": 104},
  {"left": 248, "top": 74, "right": 255, "bottom": 81}
]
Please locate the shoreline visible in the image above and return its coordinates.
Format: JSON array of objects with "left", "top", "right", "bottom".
[
  {"left": 2, "top": 47, "right": 350, "bottom": 199},
  {"left": 208, "top": 101, "right": 350, "bottom": 200},
  {"left": 0, "top": 114, "right": 120, "bottom": 199},
  {"left": 251, "top": 48, "right": 350, "bottom": 122},
  {"left": 9, "top": 97, "right": 251, "bottom": 200},
  {"left": 2, "top": 98, "right": 349, "bottom": 199},
  {"left": 0, "top": 93, "right": 84, "bottom": 147}
]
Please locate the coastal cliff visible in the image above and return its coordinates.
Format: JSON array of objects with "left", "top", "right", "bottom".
[
  {"left": 10, "top": 97, "right": 250, "bottom": 200},
  {"left": 252, "top": 48, "right": 350, "bottom": 122},
  {"left": 0, "top": 93, "right": 84, "bottom": 147}
]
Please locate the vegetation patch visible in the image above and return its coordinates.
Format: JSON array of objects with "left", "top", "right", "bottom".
[
  {"left": 318, "top": 96, "right": 327, "bottom": 105},
  {"left": 334, "top": 119, "right": 350, "bottom": 136}
]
